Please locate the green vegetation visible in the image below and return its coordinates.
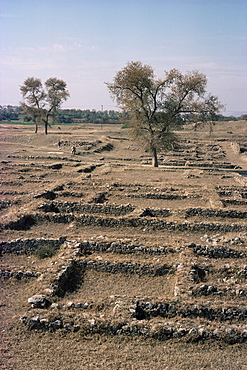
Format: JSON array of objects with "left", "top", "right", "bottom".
[
  {"left": 33, "top": 245, "right": 58, "bottom": 259},
  {"left": 121, "top": 123, "right": 130, "bottom": 129},
  {"left": 0, "top": 105, "right": 129, "bottom": 126},
  {"left": 0, "top": 105, "right": 21, "bottom": 121},
  {"left": 58, "top": 108, "right": 129, "bottom": 125}
]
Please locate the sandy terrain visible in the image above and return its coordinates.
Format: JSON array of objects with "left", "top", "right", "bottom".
[{"left": 1, "top": 121, "right": 247, "bottom": 369}]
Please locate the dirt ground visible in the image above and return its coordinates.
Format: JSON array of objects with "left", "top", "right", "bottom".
[{"left": 1, "top": 121, "right": 247, "bottom": 369}]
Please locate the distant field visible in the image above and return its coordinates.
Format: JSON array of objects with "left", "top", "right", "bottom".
[
  {"left": 0, "top": 120, "right": 34, "bottom": 125},
  {"left": 0, "top": 120, "right": 73, "bottom": 126}
]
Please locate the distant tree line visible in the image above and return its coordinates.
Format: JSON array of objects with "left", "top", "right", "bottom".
[
  {"left": 217, "top": 114, "right": 247, "bottom": 121},
  {"left": 0, "top": 105, "right": 21, "bottom": 121},
  {"left": 57, "top": 109, "right": 129, "bottom": 124},
  {"left": 0, "top": 105, "right": 129, "bottom": 125},
  {"left": 1, "top": 105, "right": 246, "bottom": 125}
]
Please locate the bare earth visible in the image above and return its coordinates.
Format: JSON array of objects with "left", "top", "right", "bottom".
[{"left": 1, "top": 121, "right": 247, "bottom": 369}]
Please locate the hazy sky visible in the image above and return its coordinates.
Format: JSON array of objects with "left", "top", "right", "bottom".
[{"left": 1, "top": 0, "right": 246, "bottom": 115}]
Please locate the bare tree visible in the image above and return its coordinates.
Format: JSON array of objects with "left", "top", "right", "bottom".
[
  {"left": 106, "top": 61, "right": 223, "bottom": 167},
  {"left": 20, "top": 77, "right": 69, "bottom": 134}
]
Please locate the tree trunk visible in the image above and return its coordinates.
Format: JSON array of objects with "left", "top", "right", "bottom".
[
  {"left": 152, "top": 147, "right": 159, "bottom": 167},
  {"left": 45, "top": 122, "right": 48, "bottom": 135},
  {"left": 35, "top": 123, "right": 38, "bottom": 133},
  {"left": 209, "top": 121, "right": 213, "bottom": 136}
]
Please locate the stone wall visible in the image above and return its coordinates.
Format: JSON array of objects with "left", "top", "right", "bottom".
[
  {"left": 130, "top": 300, "right": 247, "bottom": 322},
  {"left": 185, "top": 208, "right": 247, "bottom": 219},
  {"left": 125, "top": 192, "right": 187, "bottom": 200},
  {"left": 192, "top": 244, "right": 246, "bottom": 258},
  {"left": 3, "top": 213, "right": 247, "bottom": 233},
  {"left": 38, "top": 201, "right": 135, "bottom": 216},
  {"left": 21, "top": 306, "right": 247, "bottom": 343},
  {"left": 0, "top": 236, "right": 66, "bottom": 254},
  {"left": 82, "top": 259, "right": 172, "bottom": 276},
  {"left": 77, "top": 240, "right": 171, "bottom": 255}
]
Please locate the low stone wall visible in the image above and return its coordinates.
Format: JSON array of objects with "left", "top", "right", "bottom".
[
  {"left": 0, "top": 200, "right": 12, "bottom": 210},
  {"left": 162, "top": 159, "right": 238, "bottom": 169},
  {"left": 185, "top": 207, "right": 247, "bottom": 219},
  {"left": 7, "top": 154, "right": 81, "bottom": 162},
  {"left": 59, "top": 191, "right": 85, "bottom": 198},
  {"left": 3, "top": 213, "right": 247, "bottom": 233},
  {"left": 0, "top": 269, "right": 37, "bottom": 279},
  {"left": 131, "top": 301, "right": 247, "bottom": 322},
  {"left": 125, "top": 192, "right": 187, "bottom": 200},
  {"left": 216, "top": 186, "right": 247, "bottom": 195},
  {"left": 0, "top": 236, "right": 66, "bottom": 255},
  {"left": 38, "top": 201, "right": 135, "bottom": 216},
  {"left": 192, "top": 244, "right": 246, "bottom": 258},
  {"left": 82, "top": 259, "right": 172, "bottom": 276},
  {"left": 21, "top": 310, "right": 247, "bottom": 343},
  {"left": 139, "top": 208, "right": 171, "bottom": 217},
  {"left": 0, "top": 237, "right": 173, "bottom": 257},
  {"left": 222, "top": 199, "right": 247, "bottom": 206},
  {"left": 77, "top": 240, "right": 172, "bottom": 255}
]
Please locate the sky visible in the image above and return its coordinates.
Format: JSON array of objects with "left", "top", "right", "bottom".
[{"left": 0, "top": 0, "right": 246, "bottom": 115}]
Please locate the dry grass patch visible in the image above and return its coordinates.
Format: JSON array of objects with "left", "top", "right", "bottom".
[{"left": 63, "top": 269, "right": 176, "bottom": 303}]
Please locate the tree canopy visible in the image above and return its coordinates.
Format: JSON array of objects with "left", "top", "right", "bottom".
[
  {"left": 106, "top": 61, "right": 223, "bottom": 166},
  {"left": 20, "top": 77, "right": 69, "bottom": 134}
]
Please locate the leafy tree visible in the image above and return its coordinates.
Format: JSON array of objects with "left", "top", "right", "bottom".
[
  {"left": 106, "top": 61, "right": 223, "bottom": 167},
  {"left": 239, "top": 114, "right": 247, "bottom": 121},
  {"left": 198, "top": 94, "right": 224, "bottom": 135},
  {"left": 20, "top": 77, "right": 45, "bottom": 133},
  {"left": 20, "top": 77, "right": 69, "bottom": 134},
  {"left": 43, "top": 78, "right": 70, "bottom": 134}
]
